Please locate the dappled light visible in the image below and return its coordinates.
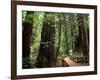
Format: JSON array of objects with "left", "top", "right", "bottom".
[{"left": 22, "top": 11, "right": 89, "bottom": 69}]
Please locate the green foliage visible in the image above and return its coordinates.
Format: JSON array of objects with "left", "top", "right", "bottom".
[
  {"left": 22, "top": 11, "right": 27, "bottom": 22},
  {"left": 22, "top": 11, "right": 89, "bottom": 67},
  {"left": 44, "top": 12, "right": 56, "bottom": 25}
]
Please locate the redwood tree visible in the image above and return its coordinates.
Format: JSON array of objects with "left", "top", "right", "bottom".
[{"left": 36, "top": 13, "right": 56, "bottom": 67}]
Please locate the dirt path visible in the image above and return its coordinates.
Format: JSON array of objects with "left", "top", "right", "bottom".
[{"left": 63, "top": 57, "right": 87, "bottom": 67}]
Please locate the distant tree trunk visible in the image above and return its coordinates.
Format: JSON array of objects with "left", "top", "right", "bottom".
[
  {"left": 56, "top": 14, "right": 62, "bottom": 58},
  {"left": 22, "top": 22, "right": 32, "bottom": 68},
  {"left": 65, "top": 30, "right": 69, "bottom": 54},
  {"left": 36, "top": 22, "right": 55, "bottom": 68},
  {"left": 63, "top": 14, "right": 69, "bottom": 55},
  {"left": 74, "top": 21, "right": 83, "bottom": 52}
]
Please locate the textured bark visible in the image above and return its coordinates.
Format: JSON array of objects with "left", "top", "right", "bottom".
[
  {"left": 22, "top": 11, "right": 34, "bottom": 68},
  {"left": 22, "top": 22, "right": 32, "bottom": 68},
  {"left": 36, "top": 22, "right": 55, "bottom": 68},
  {"left": 80, "top": 15, "right": 89, "bottom": 56}
]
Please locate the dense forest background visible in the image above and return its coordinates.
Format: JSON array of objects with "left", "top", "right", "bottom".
[{"left": 22, "top": 11, "right": 89, "bottom": 69}]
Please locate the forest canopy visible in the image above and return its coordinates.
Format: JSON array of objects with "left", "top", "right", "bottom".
[{"left": 22, "top": 11, "right": 89, "bottom": 68}]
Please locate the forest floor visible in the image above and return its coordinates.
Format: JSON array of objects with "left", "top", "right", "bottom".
[
  {"left": 31, "top": 56, "right": 88, "bottom": 68},
  {"left": 56, "top": 56, "right": 88, "bottom": 67},
  {"left": 63, "top": 57, "right": 88, "bottom": 67}
]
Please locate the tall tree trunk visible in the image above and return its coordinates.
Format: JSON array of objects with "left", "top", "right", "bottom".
[
  {"left": 75, "top": 21, "right": 83, "bottom": 52},
  {"left": 56, "top": 14, "right": 62, "bottom": 58},
  {"left": 63, "top": 14, "right": 69, "bottom": 55},
  {"left": 80, "top": 15, "right": 88, "bottom": 57},
  {"left": 22, "top": 22, "right": 32, "bottom": 68},
  {"left": 22, "top": 11, "right": 33, "bottom": 68},
  {"left": 36, "top": 22, "right": 55, "bottom": 68},
  {"left": 65, "top": 30, "right": 69, "bottom": 55}
]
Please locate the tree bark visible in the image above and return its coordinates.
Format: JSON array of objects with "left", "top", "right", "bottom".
[
  {"left": 22, "top": 22, "right": 32, "bottom": 68},
  {"left": 22, "top": 11, "right": 33, "bottom": 68},
  {"left": 36, "top": 22, "right": 55, "bottom": 68},
  {"left": 80, "top": 15, "right": 89, "bottom": 57}
]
